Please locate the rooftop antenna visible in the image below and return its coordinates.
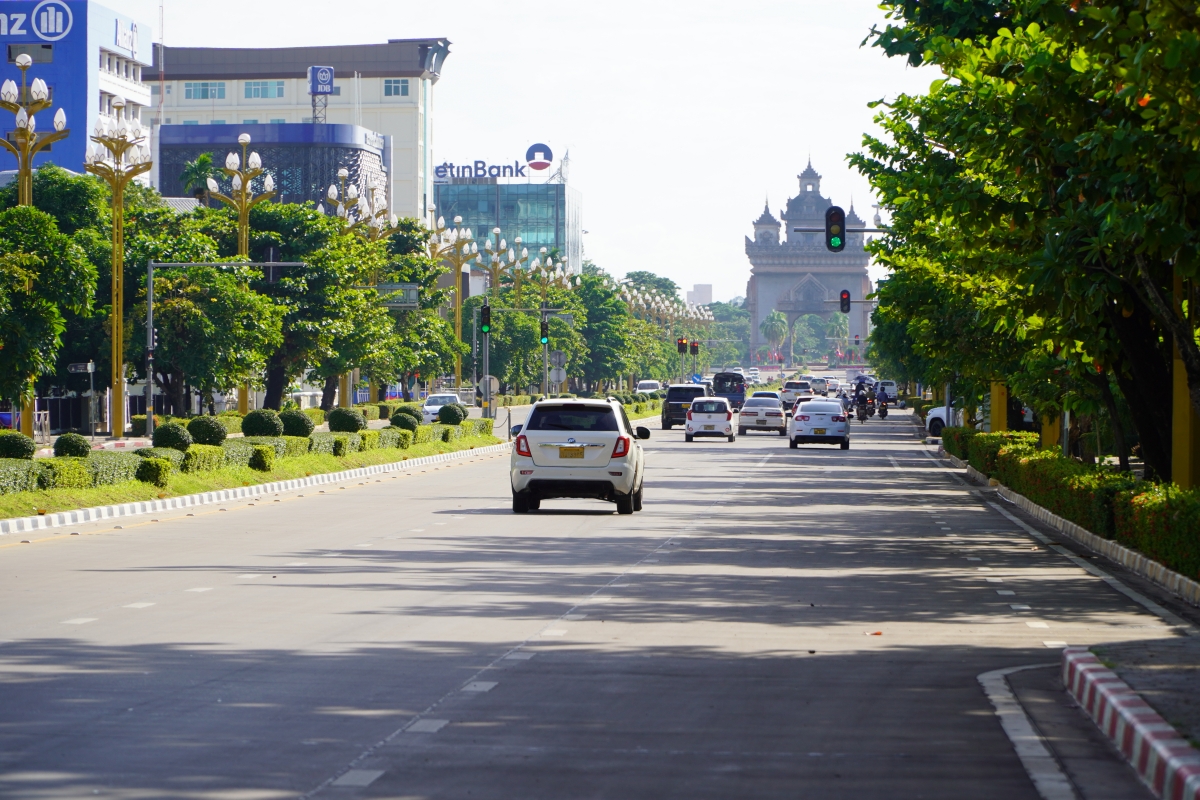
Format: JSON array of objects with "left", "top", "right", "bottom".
[{"left": 549, "top": 149, "right": 570, "bottom": 184}]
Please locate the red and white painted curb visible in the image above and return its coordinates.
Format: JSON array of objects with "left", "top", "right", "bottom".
[{"left": 1063, "top": 646, "right": 1200, "bottom": 800}]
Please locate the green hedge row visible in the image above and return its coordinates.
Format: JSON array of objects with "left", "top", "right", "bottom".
[
  {"left": 0, "top": 451, "right": 143, "bottom": 492},
  {"left": 940, "top": 426, "right": 1200, "bottom": 581}
]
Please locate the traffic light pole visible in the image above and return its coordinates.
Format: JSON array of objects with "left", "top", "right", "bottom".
[
  {"left": 145, "top": 261, "right": 155, "bottom": 439},
  {"left": 541, "top": 302, "right": 549, "bottom": 399}
]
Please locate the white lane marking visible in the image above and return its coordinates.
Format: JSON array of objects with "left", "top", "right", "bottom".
[
  {"left": 405, "top": 719, "right": 448, "bottom": 733},
  {"left": 1026, "top": 621, "right": 1050, "bottom": 629},
  {"left": 185, "top": 588, "right": 212, "bottom": 593},
  {"left": 287, "top": 562, "right": 309, "bottom": 566},
  {"left": 322, "top": 553, "right": 341, "bottom": 558},
  {"left": 124, "top": 602, "right": 155, "bottom": 608},
  {"left": 967, "top": 557, "right": 982, "bottom": 562},
  {"left": 331, "top": 770, "right": 384, "bottom": 788},
  {"left": 463, "top": 681, "right": 497, "bottom": 693},
  {"left": 977, "top": 567, "right": 993, "bottom": 572},
  {"left": 505, "top": 652, "right": 535, "bottom": 660},
  {"left": 978, "top": 665, "right": 1076, "bottom": 800},
  {"left": 564, "top": 614, "right": 587, "bottom": 620},
  {"left": 239, "top": 574, "right": 262, "bottom": 579},
  {"left": 987, "top": 578, "right": 1004, "bottom": 583},
  {"left": 644, "top": 559, "right": 659, "bottom": 563},
  {"left": 997, "top": 591, "right": 1016, "bottom": 596},
  {"left": 354, "top": 544, "right": 373, "bottom": 548},
  {"left": 986, "top": 501, "right": 1198, "bottom": 636},
  {"left": 629, "top": 570, "right": 647, "bottom": 574},
  {"left": 410, "top": 528, "right": 425, "bottom": 532},
  {"left": 888, "top": 455, "right": 902, "bottom": 472},
  {"left": 1010, "top": 604, "right": 1032, "bottom": 611},
  {"left": 542, "top": 629, "right": 567, "bottom": 637},
  {"left": 1043, "top": 641, "right": 1068, "bottom": 648},
  {"left": 62, "top": 618, "right": 96, "bottom": 625},
  {"left": 611, "top": 583, "right": 631, "bottom": 587}
]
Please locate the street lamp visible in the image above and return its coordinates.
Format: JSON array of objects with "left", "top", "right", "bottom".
[
  {"left": 1, "top": 53, "right": 69, "bottom": 437},
  {"left": 205, "top": 133, "right": 275, "bottom": 413},
  {"left": 86, "top": 98, "right": 150, "bottom": 440},
  {"left": 327, "top": 167, "right": 400, "bottom": 244},
  {"left": 430, "top": 215, "right": 479, "bottom": 388}
]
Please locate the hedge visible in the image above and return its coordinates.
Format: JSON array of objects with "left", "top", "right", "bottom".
[
  {"left": 249, "top": 444, "right": 275, "bottom": 472},
  {"left": 301, "top": 407, "right": 326, "bottom": 427},
  {"left": 243, "top": 409, "right": 284, "bottom": 437},
  {"left": 309, "top": 432, "right": 336, "bottom": 455},
  {"left": 966, "top": 431, "right": 1038, "bottom": 475},
  {"left": 54, "top": 432, "right": 92, "bottom": 458},
  {"left": 135, "top": 447, "right": 185, "bottom": 470},
  {"left": 359, "top": 430, "right": 381, "bottom": 450},
  {"left": 136, "top": 458, "right": 173, "bottom": 488},
  {"left": 328, "top": 407, "right": 367, "bottom": 433},
  {"left": 187, "top": 416, "right": 228, "bottom": 446},
  {"left": 221, "top": 440, "right": 256, "bottom": 467},
  {"left": 437, "top": 403, "right": 469, "bottom": 425},
  {"left": 331, "top": 433, "right": 361, "bottom": 456},
  {"left": 130, "top": 414, "right": 160, "bottom": 436},
  {"left": 0, "top": 431, "right": 36, "bottom": 459},
  {"left": 216, "top": 413, "right": 243, "bottom": 434},
  {"left": 353, "top": 404, "right": 380, "bottom": 421},
  {"left": 941, "top": 427, "right": 978, "bottom": 461},
  {"left": 88, "top": 451, "right": 142, "bottom": 486},
  {"left": 38, "top": 457, "right": 92, "bottom": 490},
  {"left": 390, "top": 411, "right": 418, "bottom": 432},
  {"left": 379, "top": 427, "right": 411, "bottom": 449},
  {"left": 0, "top": 459, "right": 40, "bottom": 493},
  {"left": 280, "top": 409, "right": 315, "bottom": 437},
  {"left": 1114, "top": 485, "right": 1200, "bottom": 581},
  {"left": 181, "top": 444, "right": 226, "bottom": 473},
  {"left": 153, "top": 422, "right": 192, "bottom": 452},
  {"left": 241, "top": 436, "right": 286, "bottom": 458},
  {"left": 281, "top": 435, "right": 312, "bottom": 458}
]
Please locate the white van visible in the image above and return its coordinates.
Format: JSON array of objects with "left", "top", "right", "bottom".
[{"left": 636, "top": 380, "right": 662, "bottom": 393}]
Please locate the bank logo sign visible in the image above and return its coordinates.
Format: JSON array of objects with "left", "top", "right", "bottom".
[
  {"left": 33, "top": 0, "right": 72, "bottom": 41},
  {"left": 434, "top": 144, "right": 555, "bottom": 181},
  {"left": 308, "top": 65, "right": 335, "bottom": 96},
  {"left": 526, "top": 143, "right": 552, "bottom": 171}
]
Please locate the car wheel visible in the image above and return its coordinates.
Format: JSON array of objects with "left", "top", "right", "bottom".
[
  {"left": 929, "top": 418, "right": 944, "bottom": 436},
  {"left": 778, "top": 428, "right": 787, "bottom": 436},
  {"left": 728, "top": 434, "right": 736, "bottom": 443},
  {"left": 685, "top": 433, "right": 695, "bottom": 442},
  {"left": 512, "top": 493, "right": 530, "bottom": 514},
  {"left": 738, "top": 426, "right": 746, "bottom": 436},
  {"left": 529, "top": 498, "right": 541, "bottom": 511},
  {"left": 632, "top": 485, "right": 644, "bottom": 511},
  {"left": 789, "top": 438, "right": 798, "bottom": 449},
  {"left": 616, "top": 494, "right": 634, "bottom": 515},
  {"left": 662, "top": 422, "right": 672, "bottom": 430},
  {"left": 841, "top": 439, "right": 850, "bottom": 450}
]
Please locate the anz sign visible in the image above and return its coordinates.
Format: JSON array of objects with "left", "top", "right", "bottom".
[{"left": 0, "top": 0, "right": 74, "bottom": 40}]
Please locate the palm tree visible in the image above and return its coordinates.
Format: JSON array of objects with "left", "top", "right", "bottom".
[
  {"left": 759, "top": 310, "right": 788, "bottom": 354},
  {"left": 179, "top": 153, "right": 216, "bottom": 206},
  {"left": 826, "top": 312, "right": 849, "bottom": 359}
]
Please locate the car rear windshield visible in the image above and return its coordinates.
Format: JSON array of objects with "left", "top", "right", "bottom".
[
  {"left": 785, "top": 381, "right": 810, "bottom": 390},
  {"left": 524, "top": 405, "right": 619, "bottom": 431},
  {"left": 666, "top": 387, "right": 706, "bottom": 401},
  {"left": 712, "top": 374, "right": 745, "bottom": 393},
  {"left": 743, "top": 397, "right": 780, "bottom": 407},
  {"left": 691, "top": 401, "right": 727, "bottom": 414},
  {"left": 799, "top": 402, "right": 842, "bottom": 414},
  {"left": 426, "top": 395, "right": 457, "bottom": 405}
]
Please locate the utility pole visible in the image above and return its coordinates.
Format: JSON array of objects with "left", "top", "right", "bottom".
[
  {"left": 481, "top": 303, "right": 492, "bottom": 419},
  {"left": 541, "top": 302, "right": 549, "bottom": 398},
  {"left": 145, "top": 261, "right": 155, "bottom": 439}
]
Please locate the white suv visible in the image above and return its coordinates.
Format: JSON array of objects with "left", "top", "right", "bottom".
[{"left": 510, "top": 399, "right": 649, "bottom": 514}]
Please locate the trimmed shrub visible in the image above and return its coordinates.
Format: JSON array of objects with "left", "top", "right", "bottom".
[
  {"left": 281, "top": 435, "right": 312, "bottom": 458},
  {"left": 136, "top": 457, "right": 173, "bottom": 488},
  {"left": 249, "top": 444, "right": 275, "bottom": 472},
  {"left": 328, "top": 407, "right": 367, "bottom": 433},
  {"left": 940, "top": 427, "right": 978, "bottom": 461},
  {"left": 87, "top": 451, "right": 141, "bottom": 486},
  {"left": 390, "top": 411, "right": 419, "bottom": 432},
  {"left": 966, "top": 431, "right": 1038, "bottom": 475},
  {"left": 221, "top": 440, "right": 255, "bottom": 467},
  {"left": 241, "top": 436, "right": 287, "bottom": 458},
  {"left": 181, "top": 444, "right": 226, "bottom": 473},
  {"left": 1114, "top": 485, "right": 1200, "bottom": 580},
  {"left": 302, "top": 407, "right": 326, "bottom": 427},
  {"left": 37, "top": 457, "right": 92, "bottom": 490},
  {"left": 215, "top": 413, "right": 243, "bottom": 434},
  {"left": 331, "top": 433, "right": 361, "bottom": 456},
  {"left": 354, "top": 404, "right": 380, "bottom": 421},
  {"left": 135, "top": 447, "right": 185, "bottom": 470},
  {"left": 359, "top": 430, "right": 381, "bottom": 450},
  {"left": 242, "top": 409, "right": 284, "bottom": 437},
  {"left": 377, "top": 403, "right": 395, "bottom": 421},
  {"left": 0, "top": 458, "right": 39, "bottom": 494},
  {"left": 153, "top": 422, "right": 192, "bottom": 453},
  {"left": 54, "top": 432, "right": 92, "bottom": 458},
  {"left": 309, "top": 433, "right": 336, "bottom": 455},
  {"left": 130, "top": 414, "right": 162, "bottom": 436},
  {"left": 414, "top": 425, "right": 435, "bottom": 444},
  {"left": 378, "top": 427, "right": 402, "bottom": 449},
  {"left": 187, "top": 416, "right": 228, "bottom": 446},
  {"left": 280, "top": 408, "right": 315, "bottom": 437},
  {"left": 0, "top": 431, "right": 36, "bottom": 459},
  {"left": 437, "top": 403, "right": 469, "bottom": 425},
  {"left": 394, "top": 404, "right": 422, "bottom": 421}
]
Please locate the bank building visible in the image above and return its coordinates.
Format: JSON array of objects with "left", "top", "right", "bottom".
[{"left": 744, "top": 162, "right": 873, "bottom": 359}]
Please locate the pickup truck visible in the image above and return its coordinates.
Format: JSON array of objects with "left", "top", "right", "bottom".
[{"left": 711, "top": 372, "right": 747, "bottom": 411}]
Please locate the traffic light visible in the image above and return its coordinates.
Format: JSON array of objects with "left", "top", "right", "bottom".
[
  {"left": 854, "top": 334, "right": 860, "bottom": 346},
  {"left": 690, "top": 340, "right": 699, "bottom": 355},
  {"left": 839, "top": 289, "right": 851, "bottom": 313},
  {"left": 539, "top": 320, "right": 549, "bottom": 345},
  {"left": 677, "top": 337, "right": 687, "bottom": 354},
  {"left": 825, "top": 206, "right": 846, "bottom": 252},
  {"left": 147, "top": 327, "right": 158, "bottom": 350},
  {"left": 480, "top": 304, "right": 491, "bottom": 334}
]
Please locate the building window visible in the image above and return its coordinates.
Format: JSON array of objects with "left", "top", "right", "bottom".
[
  {"left": 182, "top": 120, "right": 198, "bottom": 125},
  {"left": 184, "top": 81, "right": 225, "bottom": 100},
  {"left": 211, "top": 120, "right": 226, "bottom": 125},
  {"left": 806, "top": 183, "right": 813, "bottom": 192},
  {"left": 331, "top": 85, "right": 341, "bottom": 96},
  {"left": 243, "top": 119, "right": 258, "bottom": 124},
  {"left": 384, "top": 78, "right": 409, "bottom": 97},
  {"left": 8, "top": 44, "right": 52, "bottom": 63},
  {"left": 244, "top": 80, "right": 284, "bottom": 99},
  {"left": 270, "top": 118, "right": 286, "bottom": 124}
]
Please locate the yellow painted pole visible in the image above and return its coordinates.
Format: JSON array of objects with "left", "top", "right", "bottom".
[
  {"left": 990, "top": 382, "right": 1008, "bottom": 432},
  {"left": 1171, "top": 274, "right": 1200, "bottom": 488},
  {"left": 1040, "top": 414, "right": 1060, "bottom": 450},
  {"left": 339, "top": 374, "right": 351, "bottom": 408},
  {"left": 238, "top": 386, "right": 249, "bottom": 415}
]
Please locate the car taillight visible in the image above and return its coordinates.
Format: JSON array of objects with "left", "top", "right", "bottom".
[
  {"left": 766, "top": 411, "right": 782, "bottom": 417},
  {"left": 686, "top": 410, "right": 693, "bottom": 420},
  {"left": 832, "top": 415, "right": 846, "bottom": 422},
  {"left": 612, "top": 435, "right": 630, "bottom": 458},
  {"left": 797, "top": 415, "right": 810, "bottom": 421},
  {"left": 515, "top": 435, "right": 531, "bottom": 457},
  {"left": 726, "top": 411, "right": 732, "bottom": 421}
]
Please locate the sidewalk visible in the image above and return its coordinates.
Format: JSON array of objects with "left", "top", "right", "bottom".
[{"left": 1092, "top": 637, "right": 1200, "bottom": 748}]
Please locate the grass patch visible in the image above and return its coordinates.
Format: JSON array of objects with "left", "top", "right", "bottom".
[{"left": 0, "top": 434, "right": 501, "bottom": 521}]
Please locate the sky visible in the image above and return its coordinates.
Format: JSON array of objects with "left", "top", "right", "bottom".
[{"left": 119, "top": 0, "right": 935, "bottom": 303}]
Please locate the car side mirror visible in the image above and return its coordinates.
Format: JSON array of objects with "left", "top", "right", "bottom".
[
  {"left": 635, "top": 426, "right": 651, "bottom": 440},
  {"left": 510, "top": 424, "right": 523, "bottom": 436}
]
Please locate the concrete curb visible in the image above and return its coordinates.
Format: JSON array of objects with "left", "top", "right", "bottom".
[
  {"left": 0, "top": 442, "right": 511, "bottom": 536},
  {"left": 1063, "top": 647, "right": 1200, "bottom": 800},
  {"left": 937, "top": 451, "right": 1200, "bottom": 608}
]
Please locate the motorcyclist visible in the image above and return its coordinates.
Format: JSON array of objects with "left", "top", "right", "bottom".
[{"left": 877, "top": 385, "right": 889, "bottom": 404}]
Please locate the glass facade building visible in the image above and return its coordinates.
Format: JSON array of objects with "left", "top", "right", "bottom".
[{"left": 434, "top": 182, "right": 582, "bottom": 273}]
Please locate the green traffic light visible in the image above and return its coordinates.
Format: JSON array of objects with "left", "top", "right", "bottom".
[
  {"left": 831, "top": 236, "right": 842, "bottom": 248},
  {"left": 540, "top": 337, "right": 548, "bottom": 345},
  {"left": 481, "top": 325, "right": 490, "bottom": 333}
]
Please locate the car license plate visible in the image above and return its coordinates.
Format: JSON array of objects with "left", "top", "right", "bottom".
[
  {"left": 559, "top": 447, "right": 584, "bottom": 459},
  {"left": 757, "top": 419, "right": 766, "bottom": 425},
  {"left": 813, "top": 428, "right": 826, "bottom": 435},
  {"left": 703, "top": 425, "right": 714, "bottom": 431}
]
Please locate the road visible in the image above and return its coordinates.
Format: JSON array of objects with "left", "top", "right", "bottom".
[{"left": 0, "top": 408, "right": 1174, "bottom": 799}]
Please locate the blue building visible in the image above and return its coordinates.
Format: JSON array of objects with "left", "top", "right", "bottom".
[{"left": 0, "top": 0, "right": 153, "bottom": 175}]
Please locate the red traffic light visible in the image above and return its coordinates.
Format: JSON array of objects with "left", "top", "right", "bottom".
[
  {"left": 677, "top": 337, "right": 688, "bottom": 354},
  {"left": 839, "top": 290, "right": 851, "bottom": 313}
]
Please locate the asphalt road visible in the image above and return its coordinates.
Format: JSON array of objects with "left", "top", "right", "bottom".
[{"left": 0, "top": 409, "right": 1168, "bottom": 799}]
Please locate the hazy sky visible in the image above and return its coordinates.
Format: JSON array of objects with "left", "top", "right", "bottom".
[{"left": 121, "top": 0, "right": 934, "bottom": 302}]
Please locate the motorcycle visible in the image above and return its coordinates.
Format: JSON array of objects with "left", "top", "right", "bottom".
[
  {"left": 867, "top": 399, "right": 877, "bottom": 417},
  {"left": 855, "top": 401, "right": 869, "bottom": 422},
  {"left": 879, "top": 401, "right": 889, "bottom": 419}
]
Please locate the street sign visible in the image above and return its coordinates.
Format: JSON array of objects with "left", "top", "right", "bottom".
[
  {"left": 477, "top": 375, "right": 499, "bottom": 394},
  {"left": 554, "top": 313, "right": 574, "bottom": 326},
  {"left": 549, "top": 367, "right": 567, "bottom": 383},
  {"left": 376, "top": 283, "right": 419, "bottom": 309},
  {"left": 692, "top": 373, "right": 703, "bottom": 383},
  {"left": 68, "top": 362, "right": 94, "bottom": 374},
  {"left": 549, "top": 350, "right": 567, "bottom": 368}
]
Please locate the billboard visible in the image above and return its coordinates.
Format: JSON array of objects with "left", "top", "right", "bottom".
[{"left": 308, "top": 65, "right": 334, "bottom": 95}]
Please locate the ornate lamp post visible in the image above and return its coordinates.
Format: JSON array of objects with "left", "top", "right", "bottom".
[
  {"left": 480, "top": 228, "right": 517, "bottom": 301},
  {"left": 85, "top": 99, "right": 150, "bottom": 439},
  {"left": 206, "top": 133, "right": 275, "bottom": 413},
  {"left": 1, "top": 54, "right": 69, "bottom": 437},
  {"left": 327, "top": 168, "right": 400, "bottom": 245},
  {"left": 430, "top": 215, "right": 478, "bottom": 388}
]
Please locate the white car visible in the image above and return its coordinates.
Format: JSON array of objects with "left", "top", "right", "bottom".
[
  {"left": 636, "top": 380, "right": 662, "bottom": 393},
  {"left": 789, "top": 399, "right": 850, "bottom": 449},
  {"left": 780, "top": 380, "right": 811, "bottom": 409},
  {"left": 685, "top": 397, "right": 734, "bottom": 442},
  {"left": 876, "top": 380, "right": 898, "bottom": 400},
  {"left": 924, "top": 404, "right": 964, "bottom": 437},
  {"left": 825, "top": 378, "right": 840, "bottom": 393},
  {"left": 422, "top": 393, "right": 462, "bottom": 424},
  {"left": 808, "top": 377, "right": 827, "bottom": 396},
  {"left": 737, "top": 396, "right": 787, "bottom": 436},
  {"left": 510, "top": 398, "right": 648, "bottom": 514}
]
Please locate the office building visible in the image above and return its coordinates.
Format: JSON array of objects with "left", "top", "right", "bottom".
[
  {"left": 686, "top": 284, "right": 712, "bottom": 306},
  {"left": 150, "top": 38, "right": 449, "bottom": 219}
]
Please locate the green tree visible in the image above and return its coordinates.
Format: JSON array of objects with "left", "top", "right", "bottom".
[
  {"left": 759, "top": 310, "right": 788, "bottom": 353},
  {"left": 624, "top": 270, "right": 679, "bottom": 297},
  {"left": 179, "top": 153, "right": 216, "bottom": 205},
  {"left": 575, "top": 273, "right": 629, "bottom": 390}
]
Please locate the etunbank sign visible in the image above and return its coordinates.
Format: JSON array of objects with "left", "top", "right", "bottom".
[
  {"left": 0, "top": 0, "right": 73, "bottom": 40},
  {"left": 434, "top": 142, "right": 554, "bottom": 180}
]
